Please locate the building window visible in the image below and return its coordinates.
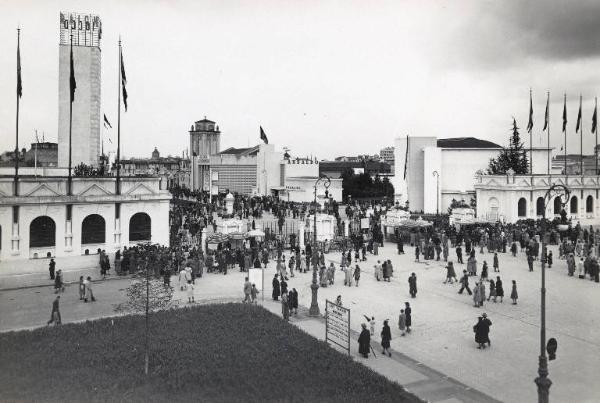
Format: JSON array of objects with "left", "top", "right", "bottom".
[
  {"left": 129, "top": 212, "right": 151, "bottom": 242},
  {"left": 30, "top": 216, "right": 56, "bottom": 248},
  {"left": 553, "top": 197, "right": 562, "bottom": 215},
  {"left": 570, "top": 196, "right": 578, "bottom": 214},
  {"left": 586, "top": 195, "right": 594, "bottom": 213},
  {"left": 517, "top": 198, "right": 527, "bottom": 217},
  {"left": 82, "top": 214, "right": 106, "bottom": 244},
  {"left": 536, "top": 197, "right": 545, "bottom": 216}
]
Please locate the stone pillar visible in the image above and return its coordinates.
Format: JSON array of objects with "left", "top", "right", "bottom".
[
  {"left": 11, "top": 219, "right": 20, "bottom": 255},
  {"left": 298, "top": 221, "right": 305, "bottom": 251},
  {"left": 114, "top": 217, "right": 121, "bottom": 248},
  {"left": 344, "top": 220, "right": 349, "bottom": 237},
  {"left": 64, "top": 219, "right": 73, "bottom": 252},
  {"left": 201, "top": 227, "right": 207, "bottom": 254}
]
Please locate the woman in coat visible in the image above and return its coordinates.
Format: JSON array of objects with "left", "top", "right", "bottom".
[
  {"left": 358, "top": 324, "right": 371, "bottom": 358},
  {"left": 487, "top": 279, "right": 496, "bottom": 302},
  {"left": 444, "top": 262, "right": 457, "bottom": 284},
  {"left": 272, "top": 274, "right": 280, "bottom": 301},
  {"left": 467, "top": 253, "right": 478, "bottom": 276},
  {"left": 353, "top": 265, "right": 361, "bottom": 287},
  {"left": 473, "top": 282, "right": 481, "bottom": 307},
  {"left": 281, "top": 293, "right": 290, "bottom": 321},
  {"left": 510, "top": 280, "right": 518, "bottom": 304},
  {"left": 473, "top": 317, "right": 485, "bottom": 349},
  {"left": 404, "top": 302, "right": 412, "bottom": 333},
  {"left": 398, "top": 309, "right": 406, "bottom": 336},
  {"left": 495, "top": 276, "right": 504, "bottom": 303},
  {"left": 380, "top": 320, "right": 392, "bottom": 357}
]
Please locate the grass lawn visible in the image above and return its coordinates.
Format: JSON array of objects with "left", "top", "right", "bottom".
[{"left": 0, "top": 303, "right": 421, "bottom": 402}]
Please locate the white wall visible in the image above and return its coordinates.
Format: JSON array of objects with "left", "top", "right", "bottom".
[{"left": 423, "top": 147, "right": 442, "bottom": 214}]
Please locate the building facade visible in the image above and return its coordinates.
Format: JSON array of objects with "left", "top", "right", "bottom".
[
  {"left": 190, "top": 118, "right": 220, "bottom": 191},
  {"left": 0, "top": 176, "right": 170, "bottom": 263},
  {"left": 475, "top": 174, "right": 600, "bottom": 222},
  {"left": 379, "top": 146, "right": 395, "bottom": 164},
  {"left": 57, "top": 12, "right": 102, "bottom": 168},
  {"left": 393, "top": 136, "right": 553, "bottom": 214},
  {"left": 120, "top": 148, "right": 190, "bottom": 189},
  {"left": 209, "top": 147, "right": 259, "bottom": 195}
]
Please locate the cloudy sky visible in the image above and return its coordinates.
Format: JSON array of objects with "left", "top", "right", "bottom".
[{"left": 1, "top": 0, "right": 600, "bottom": 160}]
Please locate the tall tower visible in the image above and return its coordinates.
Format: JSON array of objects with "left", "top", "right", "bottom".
[
  {"left": 57, "top": 12, "right": 102, "bottom": 168},
  {"left": 189, "top": 118, "right": 220, "bottom": 191}
]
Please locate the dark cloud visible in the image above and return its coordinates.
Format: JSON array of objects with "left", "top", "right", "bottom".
[{"left": 446, "top": 0, "right": 600, "bottom": 69}]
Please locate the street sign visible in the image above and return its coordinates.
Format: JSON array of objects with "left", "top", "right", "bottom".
[{"left": 326, "top": 300, "right": 350, "bottom": 355}]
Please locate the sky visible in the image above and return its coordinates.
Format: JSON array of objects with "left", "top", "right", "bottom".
[{"left": 2, "top": 0, "right": 600, "bottom": 160}]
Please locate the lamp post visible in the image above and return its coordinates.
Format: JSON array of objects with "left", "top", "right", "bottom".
[
  {"left": 432, "top": 170, "right": 440, "bottom": 216},
  {"left": 537, "top": 184, "right": 570, "bottom": 403},
  {"left": 309, "top": 175, "right": 331, "bottom": 317}
]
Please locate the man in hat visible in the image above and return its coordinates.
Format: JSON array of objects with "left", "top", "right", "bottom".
[
  {"left": 358, "top": 323, "right": 371, "bottom": 358},
  {"left": 480, "top": 313, "right": 492, "bottom": 347}
]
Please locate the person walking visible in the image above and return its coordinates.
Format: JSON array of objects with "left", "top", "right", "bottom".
[
  {"left": 415, "top": 245, "right": 420, "bottom": 262},
  {"left": 404, "top": 302, "right": 412, "bottom": 333},
  {"left": 473, "top": 316, "right": 485, "bottom": 349},
  {"left": 480, "top": 261, "right": 489, "bottom": 281},
  {"left": 78, "top": 276, "right": 85, "bottom": 300},
  {"left": 547, "top": 250, "right": 553, "bottom": 268},
  {"left": 480, "top": 313, "right": 492, "bottom": 348},
  {"left": 84, "top": 276, "right": 96, "bottom": 302},
  {"left": 444, "top": 261, "right": 458, "bottom": 284},
  {"left": 54, "top": 270, "right": 65, "bottom": 294},
  {"left": 358, "top": 323, "right": 371, "bottom": 358},
  {"left": 510, "top": 280, "right": 518, "bottom": 304},
  {"left": 527, "top": 253, "right": 534, "bottom": 272},
  {"left": 46, "top": 296, "right": 61, "bottom": 326},
  {"left": 458, "top": 270, "right": 472, "bottom": 295},
  {"left": 363, "top": 315, "right": 376, "bottom": 336},
  {"left": 272, "top": 274, "right": 281, "bottom": 301},
  {"left": 408, "top": 273, "right": 417, "bottom": 298},
  {"left": 281, "top": 293, "right": 290, "bottom": 321},
  {"left": 478, "top": 281, "right": 486, "bottom": 307},
  {"left": 467, "top": 252, "right": 477, "bottom": 276},
  {"left": 290, "top": 288, "right": 299, "bottom": 315},
  {"left": 473, "top": 282, "right": 481, "bottom": 307},
  {"left": 250, "top": 283, "right": 259, "bottom": 304},
  {"left": 487, "top": 279, "right": 496, "bottom": 302},
  {"left": 49, "top": 258, "right": 56, "bottom": 280},
  {"left": 354, "top": 265, "right": 361, "bottom": 287},
  {"left": 187, "top": 281, "right": 195, "bottom": 303},
  {"left": 493, "top": 253, "right": 500, "bottom": 272},
  {"left": 243, "top": 277, "right": 252, "bottom": 304},
  {"left": 398, "top": 309, "right": 406, "bottom": 336},
  {"left": 456, "top": 244, "right": 463, "bottom": 264},
  {"left": 495, "top": 276, "right": 504, "bottom": 303},
  {"left": 381, "top": 320, "right": 392, "bottom": 357}
]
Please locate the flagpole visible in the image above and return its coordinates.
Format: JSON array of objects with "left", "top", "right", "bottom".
[
  {"left": 14, "top": 28, "right": 20, "bottom": 197},
  {"left": 68, "top": 35, "right": 73, "bottom": 196},
  {"left": 116, "top": 38, "right": 122, "bottom": 195},
  {"left": 580, "top": 95, "right": 584, "bottom": 176},
  {"left": 529, "top": 88, "right": 533, "bottom": 174},
  {"left": 594, "top": 97, "right": 598, "bottom": 175},
  {"left": 564, "top": 94, "right": 567, "bottom": 177},
  {"left": 547, "top": 92, "right": 551, "bottom": 176}
]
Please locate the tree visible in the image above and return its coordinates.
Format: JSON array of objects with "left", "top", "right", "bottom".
[
  {"left": 487, "top": 119, "right": 529, "bottom": 174},
  {"left": 118, "top": 257, "right": 174, "bottom": 375}
]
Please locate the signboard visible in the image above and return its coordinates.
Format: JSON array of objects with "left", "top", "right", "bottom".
[{"left": 326, "top": 300, "right": 350, "bottom": 354}]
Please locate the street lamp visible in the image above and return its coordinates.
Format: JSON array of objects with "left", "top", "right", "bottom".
[
  {"left": 536, "top": 184, "right": 570, "bottom": 403},
  {"left": 309, "top": 174, "right": 331, "bottom": 317},
  {"left": 432, "top": 171, "right": 440, "bottom": 216}
]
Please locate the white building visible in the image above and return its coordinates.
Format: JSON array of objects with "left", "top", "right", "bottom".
[
  {"left": 393, "top": 136, "right": 552, "bottom": 214},
  {"left": 0, "top": 176, "right": 170, "bottom": 262},
  {"left": 475, "top": 173, "right": 600, "bottom": 223}
]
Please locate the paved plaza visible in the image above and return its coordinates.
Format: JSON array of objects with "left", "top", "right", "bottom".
[{"left": 1, "top": 240, "right": 598, "bottom": 403}]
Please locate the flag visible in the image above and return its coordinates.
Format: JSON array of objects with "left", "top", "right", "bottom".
[
  {"left": 403, "top": 136, "right": 409, "bottom": 179},
  {"left": 527, "top": 90, "right": 533, "bottom": 133},
  {"left": 121, "top": 50, "right": 128, "bottom": 111},
  {"left": 592, "top": 98, "right": 597, "bottom": 134},
  {"left": 562, "top": 95, "right": 567, "bottom": 133},
  {"left": 69, "top": 41, "right": 76, "bottom": 103},
  {"left": 543, "top": 93, "right": 549, "bottom": 131},
  {"left": 103, "top": 114, "right": 112, "bottom": 129},
  {"left": 260, "top": 126, "right": 268, "bottom": 144},
  {"left": 576, "top": 95, "right": 582, "bottom": 132},
  {"left": 17, "top": 31, "right": 22, "bottom": 99}
]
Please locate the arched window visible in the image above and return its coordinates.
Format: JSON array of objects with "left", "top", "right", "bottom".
[
  {"left": 129, "top": 213, "right": 151, "bottom": 242},
  {"left": 518, "top": 198, "right": 527, "bottom": 217},
  {"left": 554, "top": 197, "right": 562, "bottom": 215},
  {"left": 536, "top": 197, "right": 545, "bottom": 217},
  {"left": 30, "top": 216, "right": 56, "bottom": 248},
  {"left": 586, "top": 195, "right": 594, "bottom": 213},
  {"left": 82, "top": 214, "right": 106, "bottom": 244},
  {"left": 570, "top": 196, "right": 578, "bottom": 214}
]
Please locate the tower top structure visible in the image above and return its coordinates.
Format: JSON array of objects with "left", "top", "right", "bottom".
[{"left": 59, "top": 12, "right": 102, "bottom": 47}]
